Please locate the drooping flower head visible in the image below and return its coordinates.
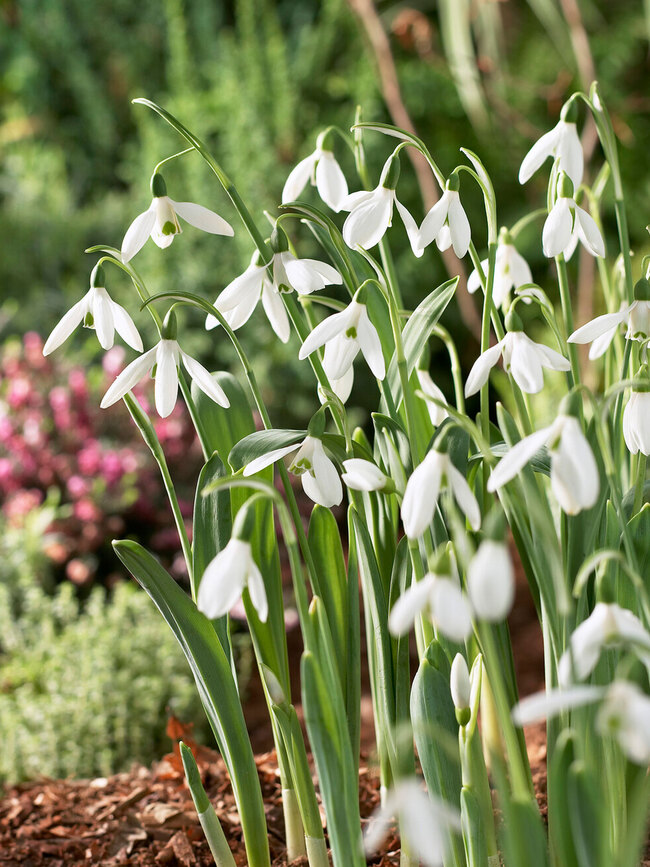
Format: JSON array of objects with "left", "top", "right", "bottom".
[
  {"left": 268, "top": 224, "right": 343, "bottom": 296},
  {"left": 568, "top": 278, "right": 650, "bottom": 358},
  {"left": 464, "top": 308, "right": 571, "bottom": 397},
  {"left": 281, "top": 129, "right": 349, "bottom": 212},
  {"left": 341, "top": 152, "right": 421, "bottom": 255},
  {"left": 100, "top": 311, "right": 230, "bottom": 418},
  {"left": 44, "top": 263, "right": 143, "bottom": 356},
  {"left": 467, "top": 229, "right": 533, "bottom": 309},
  {"left": 623, "top": 382, "right": 650, "bottom": 456},
  {"left": 542, "top": 172, "right": 605, "bottom": 260},
  {"left": 121, "top": 172, "right": 234, "bottom": 262},
  {"left": 519, "top": 101, "right": 584, "bottom": 189},
  {"left": 418, "top": 173, "right": 471, "bottom": 259}
]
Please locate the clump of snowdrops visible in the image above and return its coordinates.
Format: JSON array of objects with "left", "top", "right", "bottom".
[{"left": 43, "top": 86, "right": 650, "bottom": 867}]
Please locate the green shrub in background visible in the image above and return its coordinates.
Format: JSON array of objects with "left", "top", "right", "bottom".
[{"left": 0, "top": 508, "right": 251, "bottom": 784}]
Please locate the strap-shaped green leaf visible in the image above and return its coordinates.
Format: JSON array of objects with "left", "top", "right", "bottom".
[
  {"left": 229, "top": 429, "right": 306, "bottom": 471},
  {"left": 113, "top": 539, "right": 271, "bottom": 867}
]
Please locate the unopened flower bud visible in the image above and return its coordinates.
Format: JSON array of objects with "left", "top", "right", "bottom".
[
  {"left": 450, "top": 654, "right": 471, "bottom": 726},
  {"left": 341, "top": 458, "right": 393, "bottom": 493}
]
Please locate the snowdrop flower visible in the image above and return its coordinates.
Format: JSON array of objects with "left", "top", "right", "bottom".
[
  {"left": 467, "top": 540, "right": 515, "bottom": 622},
  {"left": 597, "top": 681, "right": 650, "bottom": 765},
  {"left": 341, "top": 153, "right": 421, "bottom": 255},
  {"left": 389, "top": 572, "right": 473, "bottom": 643},
  {"left": 467, "top": 232, "right": 533, "bottom": 309},
  {"left": 623, "top": 388, "right": 650, "bottom": 455},
  {"left": 317, "top": 365, "right": 354, "bottom": 405},
  {"left": 518, "top": 109, "right": 583, "bottom": 189},
  {"left": 558, "top": 602, "right": 650, "bottom": 687},
  {"left": 464, "top": 314, "right": 570, "bottom": 397},
  {"left": 542, "top": 173, "right": 605, "bottom": 259},
  {"left": 121, "top": 173, "right": 234, "bottom": 262},
  {"left": 298, "top": 292, "right": 385, "bottom": 381},
  {"left": 513, "top": 680, "right": 650, "bottom": 765},
  {"left": 282, "top": 130, "right": 348, "bottom": 212},
  {"left": 450, "top": 654, "right": 471, "bottom": 717},
  {"left": 416, "top": 369, "right": 449, "bottom": 426},
  {"left": 269, "top": 225, "right": 343, "bottom": 296},
  {"left": 197, "top": 538, "right": 267, "bottom": 622},
  {"left": 402, "top": 448, "right": 481, "bottom": 539},
  {"left": 101, "top": 312, "right": 230, "bottom": 418},
  {"left": 243, "top": 435, "right": 342, "bottom": 508},
  {"left": 206, "top": 252, "right": 290, "bottom": 343},
  {"left": 418, "top": 175, "right": 471, "bottom": 259},
  {"left": 364, "top": 779, "right": 461, "bottom": 867},
  {"left": 341, "top": 458, "right": 392, "bottom": 493},
  {"left": 488, "top": 411, "right": 599, "bottom": 515},
  {"left": 568, "top": 280, "right": 650, "bottom": 354},
  {"left": 44, "top": 264, "right": 143, "bottom": 356}
]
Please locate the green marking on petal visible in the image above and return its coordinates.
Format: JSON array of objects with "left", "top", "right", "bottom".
[
  {"left": 83, "top": 312, "right": 95, "bottom": 328},
  {"left": 345, "top": 326, "right": 357, "bottom": 339},
  {"left": 162, "top": 221, "right": 178, "bottom": 236}
]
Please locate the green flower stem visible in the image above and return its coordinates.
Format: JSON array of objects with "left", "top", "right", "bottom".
[
  {"left": 632, "top": 452, "right": 647, "bottom": 516},
  {"left": 431, "top": 324, "right": 466, "bottom": 415},
  {"left": 555, "top": 254, "right": 579, "bottom": 388},
  {"left": 479, "top": 242, "right": 498, "bottom": 446},
  {"left": 407, "top": 538, "right": 435, "bottom": 657},
  {"left": 123, "top": 392, "right": 194, "bottom": 593},
  {"left": 614, "top": 198, "right": 634, "bottom": 306},
  {"left": 379, "top": 236, "right": 404, "bottom": 309},
  {"left": 477, "top": 623, "right": 534, "bottom": 802},
  {"left": 468, "top": 241, "right": 505, "bottom": 342}
]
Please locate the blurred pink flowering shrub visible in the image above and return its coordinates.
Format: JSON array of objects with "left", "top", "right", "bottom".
[{"left": 0, "top": 332, "right": 202, "bottom": 586}]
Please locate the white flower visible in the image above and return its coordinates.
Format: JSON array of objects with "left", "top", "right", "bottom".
[
  {"left": 388, "top": 573, "right": 473, "bottom": 642},
  {"left": 464, "top": 330, "right": 570, "bottom": 397},
  {"left": 418, "top": 186, "right": 471, "bottom": 258},
  {"left": 542, "top": 194, "right": 605, "bottom": 259},
  {"left": 568, "top": 300, "right": 650, "bottom": 355},
  {"left": 467, "top": 540, "right": 515, "bottom": 622},
  {"left": 271, "top": 249, "right": 343, "bottom": 296},
  {"left": 341, "top": 155, "right": 421, "bottom": 255},
  {"left": 364, "top": 780, "right": 461, "bottom": 867},
  {"left": 206, "top": 254, "right": 290, "bottom": 343},
  {"left": 416, "top": 370, "right": 449, "bottom": 427},
  {"left": 557, "top": 602, "right": 650, "bottom": 687},
  {"left": 298, "top": 296, "right": 385, "bottom": 381},
  {"left": 243, "top": 435, "right": 342, "bottom": 508},
  {"left": 623, "top": 390, "right": 650, "bottom": 455},
  {"left": 121, "top": 173, "right": 234, "bottom": 262},
  {"left": 402, "top": 449, "right": 481, "bottom": 539},
  {"left": 467, "top": 243, "right": 533, "bottom": 309},
  {"left": 512, "top": 679, "right": 650, "bottom": 765},
  {"left": 487, "top": 414, "right": 599, "bottom": 515},
  {"left": 43, "top": 266, "right": 142, "bottom": 356},
  {"left": 518, "top": 119, "right": 583, "bottom": 189},
  {"left": 197, "top": 538, "right": 267, "bottom": 622},
  {"left": 282, "top": 138, "right": 348, "bottom": 212},
  {"left": 450, "top": 654, "right": 471, "bottom": 711},
  {"left": 100, "top": 337, "right": 230, "bottom": 418},
  {"left": 597, "top": 681, "right": 650, "bottom": 765},
  {"left": 318, "top": 365, "right": 354, "bottom": 405},
  {"left": 341, "top": 459, "right": 389, "bottom": 492}
]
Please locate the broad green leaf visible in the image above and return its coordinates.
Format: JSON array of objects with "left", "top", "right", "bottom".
[
  {"left": 501, "top": 797, "right": 549, "bottom": 867},
  {"left": 627, "top": 503, "right": 650, "bottom": 579},
  {"left": 567, "top": 761, "right": 606, "bottom": 867},
  {"left": 113, "top": 540, "right": 271, "bottom": 867},
  {"left": 301, "top": 650, "right": 365, "bottom": 867},
  {"left": 461, "top": 786, "right": 489, "bottom": 867},
  {"left": 547, "top": 730, "right": 580, "bottom": 867}
]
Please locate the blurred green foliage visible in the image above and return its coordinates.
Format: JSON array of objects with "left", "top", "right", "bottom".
[
  {"left": 1, "top": 0, "right": 649, "bottom": 422},
  {"left": 0, "top": 507, "right": 252, "bottom": 783}
]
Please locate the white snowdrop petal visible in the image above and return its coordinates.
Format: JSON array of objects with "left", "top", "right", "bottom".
[
  {"left": 246, "top": 559, "right": 268, "bottom": 623},
  {"left": 568, "top": 307, "right": 630, "bottom": 344},
  {"left": 341, "top": 459, "right": 386, "bottom": 491},
  {"left": 338, "top": 189, "right": 374, "bottom": 212},
  {"left": 450, "top": 654, "right": 471, "bottom": 710},
  {"left": 447, "top": 463, "right": 481, "bottom": 531},
  {"left": 299, "top": 308, "right": 349, "bottom": 359},
  {"left": 282, "top": 153, "right": 317, "bottom": 203},
  {"left": 171, "top": 200, "right": 234, "bottom": 236},
  {"left": 91, "top": 288, "right": 115, "bottom": 351},
  {"left": 302, "top": 441, "right": 342, "bottom": 508},
  {"left": 542, "top": 199, "right": 573, "bottom": 258},
  {"left": 447, "top": 194, "right": 471, "bottom": 258},
  {"left": 468, "top": 540, "right": 514, "bottom": 622},
  {"left": 487, "top": 426, "right": 552, "bottom": 491},
  {"left": 518, "top": 125, "right": 560, "bottom": 184},
  {"left": 466, "top": 259, "right": 488, "bottom": 295},
  {"left": 575, "top": 206, "right": 605, "bottom": 258},
  {"left": 300, "top": 258, "right": 343, "bottom": 287},
  {"left": 315, "top": 152, "right": 348, "bottom": 212},
  {"left": 244, "top": 443, "right": 299, "bottom": 476},
  {"left": 155, "top": 341, "right": 180, "bottom": 418},
  {"left": 535, "top": 342, "right": 571, "bottom": 372},
  {"left": 512, "top": 685, "right": 604, "bottom": 726},
  {"left": 121, "top": 206, "right": 156, "bottom": 262},
  {"left": 388, "top": 576, "right": 436, "bottom": 636},
  {"left": 418, "top": 194, "right": 449, "bottom": 249},
  {"left": 261, "top": 284, "right": 291, "bottom": 343},
  {"left": 181, "top": 352, "right": 230, "bottom": 408},
  {"left": 431, "top": 579, "right": 473, "bottom": 642},
  {"left": 557, "top": 122, "right": 584, "bottom": 189},
  {"left": 551, "top": 417, "right": 598, "bottom": 513},
  {"left": 322, "top": 333, "right": 359, "bottom": 381},
  {"left": 508, "top": 335, "right": 545, "bottom": 393},
  {"left": 197, "top": 540, "right": 248, "bottom": 620},
  {"left": 401, "top": 453, "right": 443, "bottom": 539},
  {"left": 215, "top": 266, "right": 264, "bottom": 312},
  {"left": 43, "top": 297, "right": 88, "bottom": 356},
  {"left": 342, "top": 189, "right": 393, "bottom": 249},
  {"left": 111, "top": 300, "right": 143, "bottom": 352},
  {"left": 356, "top": 308, "right": 386, "bottom": 379},
  {"left": 395, "top": 198, "right": 423, "bottom": 257},
  {"left": 100, "top": 346, "right": 157, "bottom": 408},
  {"left": 464, "top": 341, "right": 503, "bottom": 397}
]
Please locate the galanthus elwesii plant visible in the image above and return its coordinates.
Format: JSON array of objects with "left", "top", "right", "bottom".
[{"left": 41, "top": 84, "right": 650, "bottom": 867}]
